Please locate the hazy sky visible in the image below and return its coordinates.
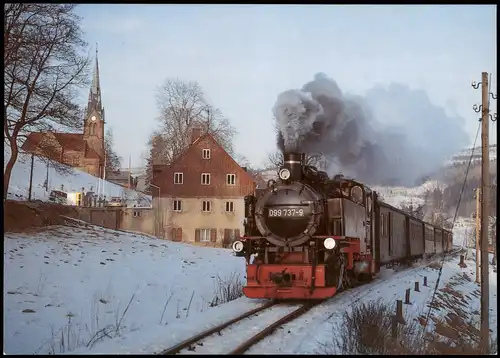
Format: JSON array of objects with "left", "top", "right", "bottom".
[{"left": 76, "top": 4, "right": 497, "bottom": 168}]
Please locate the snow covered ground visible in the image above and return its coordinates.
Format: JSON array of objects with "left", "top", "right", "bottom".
[
  {"left": 4, "top": 220, "right": 496, "bottom": 355},
  {"left": 248, "top": 254, "right": 497, "bottom": 354},
  {"left": 3, "top": 223, "right": 247, "bottom": 354},
  {"left": 4, "top": 148, "right": 151, "bottom": 207}
]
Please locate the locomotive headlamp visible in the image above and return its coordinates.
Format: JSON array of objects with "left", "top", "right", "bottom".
[
  {"left": 232, "top": 240, "right": 244, "bottom": 253},
  {"left": 323, "top": 238, "right": 336, "bottom": 250},
  {"left": 278, "top": 168, "right": 291, "bottom": 180}
]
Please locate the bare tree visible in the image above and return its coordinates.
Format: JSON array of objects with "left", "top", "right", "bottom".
[
  {"left": 266, "top": 150, "right": 284, "bottom": 169},
  {"left": 265, "top": 149, "right": 325, "bottom": 171},
  {"left": 153, "top": 78, "right": 236, "bottom": 165},
  {"left": 233, "top": 153, "right": 253, "bottom": 170},
  {"left": 144, "top": 131, "right": 169, "bottom": 190},
  {"left": 400, "top": 202, "right": 425, "bottom": 220},
  {"left": 4, "top": 4, "right": 90, "bottom": 197},
  {"left": 104, "top": 128, "right": 121, "bottom": 173}
]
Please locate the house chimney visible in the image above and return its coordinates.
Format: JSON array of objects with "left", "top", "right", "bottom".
[{"left": 190, "top": 127, "right": 202, "bottom": 144}]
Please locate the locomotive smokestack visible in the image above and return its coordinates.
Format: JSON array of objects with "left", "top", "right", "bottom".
[{"left": 283, "top": 152, "right": 303, "bottom": 181}]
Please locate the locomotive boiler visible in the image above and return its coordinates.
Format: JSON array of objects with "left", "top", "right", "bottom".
[{"left": 232, "top": 152, "right": 454, "bottom": 301}]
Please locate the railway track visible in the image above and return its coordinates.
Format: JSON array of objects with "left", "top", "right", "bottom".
[
  {"left": 159, "top": 250, "right": 462, "bottom": 355},
  {"left": 158, "top": 300, "right": 320, "bottom": 355}
]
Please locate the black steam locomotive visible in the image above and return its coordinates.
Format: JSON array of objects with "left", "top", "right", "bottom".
[{"left": 233, "top": 152, "right": 453, "bottom": 300}]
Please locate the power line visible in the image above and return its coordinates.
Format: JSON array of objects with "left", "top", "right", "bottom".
[{"left": 421, "top": 120, "right": 481, "bottom": 335}]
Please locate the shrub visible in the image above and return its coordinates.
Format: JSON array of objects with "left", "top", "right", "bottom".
[{"left": 209, "top": 272, "right": 243, "bottom": 307}]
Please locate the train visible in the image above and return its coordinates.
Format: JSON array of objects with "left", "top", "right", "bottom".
[{"left": 232, "top": 152, "right": 453, "bottom": 300}]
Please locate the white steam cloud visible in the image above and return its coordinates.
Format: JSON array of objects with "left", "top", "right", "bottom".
[{"left": 273, "top": 73, "right": 469, "bottom": 186}]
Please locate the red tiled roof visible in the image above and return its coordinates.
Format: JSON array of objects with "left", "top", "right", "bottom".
[
  {"left": 53, "top": 133, "right": 85, "bottom": 152},
  {"left": 22, "top": 131, "right": 102, "bottom": 160},
  {"left": 21, "top": 132, "right": 60, "bottom": 159}
]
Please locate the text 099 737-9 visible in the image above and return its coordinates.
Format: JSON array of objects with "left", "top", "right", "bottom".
[{"left": 267, "top": 208, "right": 305, "bottom": 217}]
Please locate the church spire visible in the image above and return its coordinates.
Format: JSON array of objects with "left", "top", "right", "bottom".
[
  {"left": 87, "top": 44, "right": 104, "bottom": 119},
  {"left": 92, "top": 44, "right": 101, "bottom": 98}
]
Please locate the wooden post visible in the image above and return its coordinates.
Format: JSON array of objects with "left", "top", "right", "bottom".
[
  {"left": 415, "top": 281, "right": 420, "bottom": 292},
  {"left": 391, "top": 315, "right": 398, "bottom": 339},
  {"left": 396, "top": 300, "right": 405, "bottom": 324},
  {"left": 28, "top": 153, "right": 35, "bottom": 201},
  {"left": 475, "top": 188, "right": 481, "bottom": 283},
  {"left": 459, "top": 255, "right": 467, "bottom": 268},
  {"left": 405, "top": 289, "right": 411, "bottom": 305},
  {"left": 479, "top": 71, "right": 490, "bottom": 354},
  {"left": 424, "top": 276, "right": 428, "bottom": 287}
]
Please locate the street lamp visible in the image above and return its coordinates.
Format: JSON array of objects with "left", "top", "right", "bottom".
[{"left": 149, "top": 184, "right": 161, "bottom": 238}]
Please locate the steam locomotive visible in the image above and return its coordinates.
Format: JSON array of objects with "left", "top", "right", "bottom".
[{"left": 232, "top": 152, "right": 453, "bottom": 300}]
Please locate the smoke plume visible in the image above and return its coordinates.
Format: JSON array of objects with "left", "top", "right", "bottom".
[{"left": 272, "top": 73, "right": 469, "bottom": 186}]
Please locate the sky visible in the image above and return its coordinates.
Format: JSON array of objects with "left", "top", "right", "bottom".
[{"left": 75, "top": 4, "right": 497, "bottom": 169}]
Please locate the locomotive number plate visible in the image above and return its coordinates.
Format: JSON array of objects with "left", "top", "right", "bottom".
[{"left": 267, "top": 208, "right": 305, "bottom": 217}]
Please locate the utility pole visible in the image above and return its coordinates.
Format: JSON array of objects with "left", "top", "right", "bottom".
[
  {"left": 128, "top": 155, "right": 131, "bottom": 189},
  {"left": 472, "top": 72, "right": 497, "bottom": 354},
  {"left": 475, "top": 187, "right": 481, "bottom": 284},
  {"left": 493, "top": 218, "right": 497, "bottom": 266},
  {"left": 28, "top": 153, "right": 35, "bottom": 201}
]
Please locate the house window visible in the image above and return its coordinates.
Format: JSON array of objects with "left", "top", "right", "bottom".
[
  {"left": 173, "top": 200, "right": 182, "bottom": 212},
  {"left": 174, "top": 172, "right": 183, "bottom": 184},
  {"left": 202, "top": 200, "right": 212, "bottom": 212},
  {"left": 201, "top": 173, "right": 211, "bottom": 185},
  {"left": 200, "top": 228, "right": 211, "bottom": 242},
  {"left": 133, "top": 211, "right": 141, "bottom": 217},
  {"left": 225, "top": 201, "right": 234, "bottom": 212},
  {"left": 202, "top": 149, "right": 211, "bottom": 159},
  {"left": 226, "top": 174, "right": 236, "bottom": 185}
]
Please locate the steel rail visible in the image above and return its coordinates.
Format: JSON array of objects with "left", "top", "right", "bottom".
[
  {"left": 228, "top": 302, "right": 319, "bottom": 355},
  {"left": 158, "top": 301, "right": 276, "bottom": 355}
]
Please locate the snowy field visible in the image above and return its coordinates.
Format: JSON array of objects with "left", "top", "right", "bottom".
[
  {"left": 4, "top": 221, "right": 496, "bottom": 354},
  {"left": 3, "top": 223, "right": 247, "bottom": 354},
  {"left": 4, "top": 148, "right": 151, "bottom": 207}
]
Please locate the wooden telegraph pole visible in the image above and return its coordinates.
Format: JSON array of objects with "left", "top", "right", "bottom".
[
  {"left": 475, "top": 187, "right": 481, "bottom": 284},
  {"left": 479, "top": 72, "right": 490, "bottom": 354},
  {"left": 472, "top": 71, "right": 495, "bottom": 353},
  {"left": 472, "top": 72, "right": 491, "bottom": 353}
]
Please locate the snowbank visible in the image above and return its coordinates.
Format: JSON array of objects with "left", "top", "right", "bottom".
[
  {"left": 3, "top": 225, "right": 247, "bottom": 354},
  {"left": 4, "top": 147, "right": 151, "bottom": 207}
]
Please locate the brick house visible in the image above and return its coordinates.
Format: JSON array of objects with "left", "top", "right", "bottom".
[
  {"left": 21, "top": 51, "right": 106, "bottom": 178},
  {"left": 151, "top": 128, "right": 255, "bottom": 246}
]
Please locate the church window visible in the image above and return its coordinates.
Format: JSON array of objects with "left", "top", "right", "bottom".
[{"left": 90, "top": 123, "right": 95, "bottom": 135}]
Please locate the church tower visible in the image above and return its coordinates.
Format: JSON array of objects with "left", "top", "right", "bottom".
[{"left": 83, "top": 46, "right": 105, "bottom": 177}]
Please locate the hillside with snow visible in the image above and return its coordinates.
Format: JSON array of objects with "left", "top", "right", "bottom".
[
  {"left": 4, "top": 148, "right": 151, "bottom": 208},
  {"left": 444, "top": 144, "right": 497, "bottom": 167}
]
